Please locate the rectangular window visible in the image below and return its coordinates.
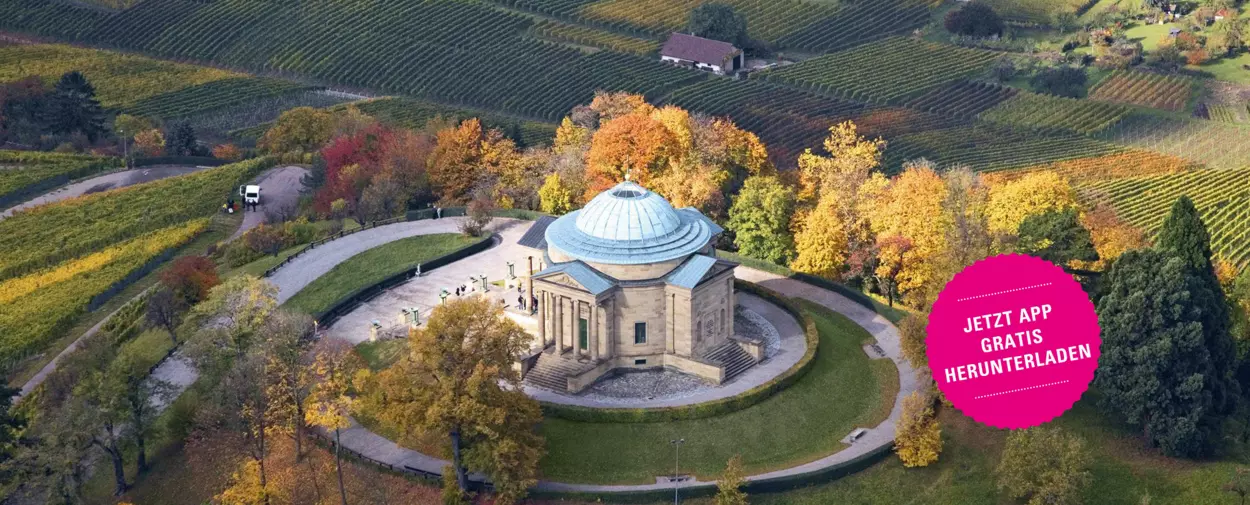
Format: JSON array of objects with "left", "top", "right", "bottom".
[
  {"left": 578, "top": 318, "right": 588, "bottom": 350},
  {"left": 634, "top": 322, "right": 647, "bottom": 344},
  {"left": 634, "top": 359, "right": 647, "bottom": 365}
]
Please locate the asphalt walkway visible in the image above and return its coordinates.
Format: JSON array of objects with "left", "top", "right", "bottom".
[{"left": 265, "top": 219, "right": 919, "bottom": 493}]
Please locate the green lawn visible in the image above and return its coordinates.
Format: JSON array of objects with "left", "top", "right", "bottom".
[
  {"left": 667, "top": 389, "right": 1249, "bottom": 505},
  {"left": 355, "top": 338, "right": 406, "bottom": 371},
  {"left": 536, "top": 301, "right": 899, "bottom": 484},
  {"left": 284, "top": 233, "right": 485, "bottom": 316},
  {"left": 222, "top": 243, "right": 305, "bottom": 279}
]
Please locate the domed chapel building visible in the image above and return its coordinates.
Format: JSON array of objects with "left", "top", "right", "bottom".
[{"left": 518, "top": 178, "right": 764, "bottom": 393}]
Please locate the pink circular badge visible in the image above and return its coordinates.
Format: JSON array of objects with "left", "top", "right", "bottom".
[{"left": 926, "top": 254, "right": 1100, "bottom": 429}]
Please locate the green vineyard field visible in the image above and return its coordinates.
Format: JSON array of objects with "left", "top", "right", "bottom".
[
  {"left": 885, "top": 124, "right": 1125, "bottom": 173},
  {"left": 904, "top": 80, "right": 1020, "bottom": 118},
  {"left": 1087, "top": 69, "right": 1194, "bottom": 112},
  {"left": 1097, "top": 113, "right": 1250, "bottom": 169},
  {"left": 978, "top": 92, "right": 1131, "bottom": 135},
  {"left": 0, "top": 43, "right": 240, "bottom": 109},
  {"left": 1081, "top": 167, "right": 1250, "bottom": 266},
  {"left": 346, "top": 98, "right": 557, "bottom": 147},
  {"left": 977, "top": 0, "right": 1098, "bottom": 24},
  {"left": 753, "top": 38, "right": 1000, "bottom": 104},
  {"left": 124, "top": 77, "right": 313, "bottom": 119},
  {"left": 527, "top": 19, "right": 660, "bottom": 55},
  {"left": 0, "top": 0, "right": 705, "bottom": 122},
  {"left": 0, "top": 152, "right": 118, "bottom": 205}
]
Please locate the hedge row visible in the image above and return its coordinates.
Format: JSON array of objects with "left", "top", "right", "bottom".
[{"left": 539, "top": 279, "right": 820, "bottom": 423}]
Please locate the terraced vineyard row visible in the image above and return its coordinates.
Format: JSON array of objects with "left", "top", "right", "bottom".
[
  {"left": 0, "top": 43, "right": 240, "bottom": 109},
  {"left": 124, "top": 77, "right": 312, "bottom": 119},
  {"left": 1088, "top": 70, "right": 1193, "bottom": 112},
  {"left": 346, "top": 98, "right": 558, "bottom": 147},
  {"left": 753, "top": 38, "right": 1000, "bottom": 104},
  {"left": 665, "top": 79, "right": 962, "bottom": 166},
  {"left": 984, "top": 150, "right": 1196, "bottom": 185},
  {"left": 0, "top": 152, "right": 118, "bottom": 206},
  {"left": 905, "top": 80, "right": 1019, "bottom": 118},
  {"left": 885, "top": 124, "right": 1125, "bottom": 173},
  {"left": 0, "top": 219, "right": 208, "bottom": 367},
  {"left": 183, "top": 90, "right": 352, "bottom": 140},
  {"left": 489, "top": 0, "right": 930, "bottom": 52},
  {"left": 773, "top": 0, "right": 933, "bottom": 53},
  {"left": 1080, "top": 167, "right": 1250, "bottom": 266},
  {"left": 978, "top": 0, "right": 1097, "bottom": 24},
  {"left": 0, "top": 0, "right": 704, "bottom": 121},
  {"left": 1097, "top": 114, "right": 1250, "bottom": 169},
  {"left": 576, "top": 0, "right": 838, "bottom": 44},
  {"left": 978, "top": 92, "right": 1131, "bottom": 135},
  {"left": 1206, "top": 105, "right": 1246, "bottom": 124},
  {"left": 0, "top": 157, "right": 272, "bottom": 281},
  {"left": 528, "top": 19, "right": 660, "bottom": 55}
]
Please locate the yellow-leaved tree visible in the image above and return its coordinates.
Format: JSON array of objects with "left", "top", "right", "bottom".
[
  {"left": 986, "top": 171, "right": 1078, "bottom": 240},
  {"left": 305, "top": 339, "right": 364, "bottom": 505},
  {"left": 216, "top": 459, "right": 270, "bottom": 505},
  {"left": 359, "top": 297, "right": 544, "bottom": 505},
  {"left": 863, "top": 162, "right": 951, "bottom": 305},
  {"left": 895, "top": 391, "right": 942, "bottom": 467},
  {"left": 792, "top": 193, "right": 850, "bottom": 279},
  {"left": 796, "top": 121, "right": 886, "bottom": 204}
]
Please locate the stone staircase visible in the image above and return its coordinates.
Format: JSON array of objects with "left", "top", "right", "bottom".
[
  {"left": 523, "top": 350, "right": 600, "bottom": 393},
  {"left": 705, "top": 342, "right": 757, "bottom": 382}
]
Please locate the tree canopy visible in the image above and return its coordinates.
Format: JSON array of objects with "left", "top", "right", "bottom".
[{"left": 688, "top": 3, "right": 748, "bottom": 46}]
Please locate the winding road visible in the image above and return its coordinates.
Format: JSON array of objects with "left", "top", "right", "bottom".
[
  {"left": 2, "top": 164, "right": 212, "bottom": 218},
  {"left": 16, "top": 164, "right": 309, "bottom": 398},
  {"left": 254, "top": 217, "right": 919, "bottom": 494}
]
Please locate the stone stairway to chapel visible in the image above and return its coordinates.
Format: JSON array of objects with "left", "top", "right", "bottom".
[
  {"left": 704, "top": 342, "right": 757, "bottom": 382},
  {"left": 523, "top": 349, "right": 600, "bottom": 393}
]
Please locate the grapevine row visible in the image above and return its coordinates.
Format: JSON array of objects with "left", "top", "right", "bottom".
[
  {"left": 978, "top": 92, "right": 1131, "bottom": 135},
  {"left": 904, "top": 80, "right": 1019, "bottom": 118},
  {"left": 1088, "top": 70, "right": 1193, "bottom": 112},
  {"left": 753, "top": 38, "right": 1000, "bottom": 105}
]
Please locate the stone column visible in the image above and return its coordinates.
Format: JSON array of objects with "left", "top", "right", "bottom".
[
  {"left": 590, "top": 301, "right": 599, "bottom": 361},
  {"left": 538, "top": 290, "right": 547, "bottom": 348},
  {"left": 555, "top": 294, "right": 564, "bottom": 352}
]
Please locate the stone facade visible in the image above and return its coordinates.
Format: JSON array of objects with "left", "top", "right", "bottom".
[{"left": 521, "top": 180, "right": 749, "bottom": 392}]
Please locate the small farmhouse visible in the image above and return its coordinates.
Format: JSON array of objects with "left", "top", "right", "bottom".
[{"left": 659, "top": 33, "right": 743, "bottom": 75}]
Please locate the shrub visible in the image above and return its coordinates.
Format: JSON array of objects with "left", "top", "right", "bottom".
[
  {"left": 945, "top": 2, "right": 1004, "bottom": 37},
  {"left": 1029, "top": 65, "right": 1087, "bottom": 98},
  {"left": 212, "top": 143, "right": 243, "bottom": 161}
]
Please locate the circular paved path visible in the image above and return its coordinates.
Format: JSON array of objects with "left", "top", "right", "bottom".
[{"left": 256, "top": 218, "right": 919, "bottom": 493}]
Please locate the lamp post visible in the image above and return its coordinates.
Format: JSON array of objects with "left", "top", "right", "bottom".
[{"left": 670, "top": 438, "right": 685, "bottom": 504}]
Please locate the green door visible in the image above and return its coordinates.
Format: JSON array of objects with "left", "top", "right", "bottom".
[{"left": 579, "top": 318, "right": 589, "bottom": 350}]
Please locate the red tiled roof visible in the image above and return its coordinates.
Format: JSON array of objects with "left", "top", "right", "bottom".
[{"left": 659, "top": 33, "right": 739, "bottom": 65}]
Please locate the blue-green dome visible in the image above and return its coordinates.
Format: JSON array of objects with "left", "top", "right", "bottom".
[{"left": 545, "top": 181, "right": 721, "bottom": 265}]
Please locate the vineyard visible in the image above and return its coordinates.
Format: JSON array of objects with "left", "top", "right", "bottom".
[
  {"left": 527, "top": 20, "right": 659, "bottom": 55},
  {"left": 977, "top": 0, "right": 1098, "bottom": 24},
  {"left": 1206, "top": 104, "right": 1246, "bottom": 123},
  {"left": 343, "top": 98, "right": 558, "bottom": 147},
  {"left": 574, "top": 0, "right": 838, "bottom": 44},
  {"left": 123, "top": 77, "right": 313, "bottom": 119},
  {"left": 1080, "top": 167, "right": 1250, "bottom": 266},
  {"left": 982, "top": 150, "right": 1196, "bottom": 185},
  {"left": 0, "top": 219, "right": 207, "bottom": 366},
  {"left": 0, "top": 152, "right": 118, "bottom": 207},
  {"left": 978, "top": 92, "right": 1131, "bottom": 135},
  {"left": 665, "top": 78, "right": 961, "bottom": 165},
  {"left": 885, "top": 124, "right": 1125, "bottom": 173},
  {"left": 1088, "top": 70, "right": 1193, "bottom": 112},
  {"left": 0, "top": 43, "right": 240, "bottom": 109},
  {"left": 904, "top": 80, "right": 1019, "bottom": 118},
  {"left": 182, "top": 90, "right": 352, "bottom": 141},
  {"left": 1097, "top": 114, "right": 1250, "bottom": 169},
  {"left": 0, "top": 157, "right": 272, "bottom": 281},
  {"left": 753, "top": 38, "right": 1001, "bottom": 104},
  {"left": 0, "top": 0, "right": 705, "bottom": 122},
  {"left": 487, "top": 0, "right": 930, "bottom": 52}
]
